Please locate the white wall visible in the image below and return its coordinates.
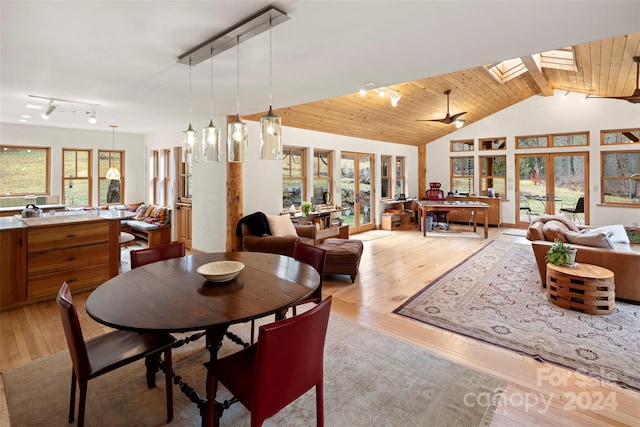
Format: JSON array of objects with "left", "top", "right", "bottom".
[
  {"left": 1, "top": 123, "right": 145, "bottom": 204},
  {"left": 426, "top": 91, "right": 640, "bottom": 227}
]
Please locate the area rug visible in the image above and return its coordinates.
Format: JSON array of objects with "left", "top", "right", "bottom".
[
  {"left": 394, "top": 240, "right": 640, "bottom": 392},
  {"left": 3, "top": 314, "right": 504, "bottom": 427}
]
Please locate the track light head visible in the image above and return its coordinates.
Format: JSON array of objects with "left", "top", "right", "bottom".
[{"left": 41, "top": 101, "right": 56, "bottom": 119}]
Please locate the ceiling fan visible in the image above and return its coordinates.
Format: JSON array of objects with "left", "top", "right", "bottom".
[
  {"left": 589, "top": 56, "right": 640, "bottom": 104},
  {"left": 416, "top": 89, "right": 467, "bottom": 124}
]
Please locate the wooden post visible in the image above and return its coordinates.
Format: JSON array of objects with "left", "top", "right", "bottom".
[
  {"left": 418, "top": 143, "right": 426, "bottom": 199},
  {"left": 226, "top": 115, "right": 243, "bottom": 252}
]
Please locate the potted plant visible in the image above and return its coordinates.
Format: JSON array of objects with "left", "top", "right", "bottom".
[
  {"left": 545, "top": 238, "right": 578, "bottom": 266},
  {"left": 300, "top": 201, "right": 314, "bottom": 216}
]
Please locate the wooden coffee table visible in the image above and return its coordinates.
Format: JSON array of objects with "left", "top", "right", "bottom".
[{"left": 546, "top": 263, "right": 615, "bottom": 315}]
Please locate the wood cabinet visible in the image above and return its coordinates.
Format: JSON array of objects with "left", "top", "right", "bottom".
[
  {"left": 0, "top": 229, "right": 27, "bottom": 306},
  {"left": 446, "top": 196, "right": 502, "bottom": 226},
  {"left": 26, "top": 220, "right": 111, "bottom": 300},
  {"left": 176, "top": 202, "right": 192, "bottom": 249}
]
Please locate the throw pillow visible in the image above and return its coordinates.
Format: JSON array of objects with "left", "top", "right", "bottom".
[
  {"left": 590, "top": 224, "right": 630, "bottom": 244},
  {"left": 564, "top": 230, "right": 614, "bottom": 248},
  {"left": 126, "top": 202, "right": 143, "bottom": 212},
  {"left": 267, "top": 214, "right": 298, "bottom": 237},
  {"left": 133, "top": 204, "right": 148, "bottom": 220}
]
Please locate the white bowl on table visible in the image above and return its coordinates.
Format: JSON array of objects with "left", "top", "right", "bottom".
[{"left": 197, "top": 261, "right": 245, "bottom": 282}]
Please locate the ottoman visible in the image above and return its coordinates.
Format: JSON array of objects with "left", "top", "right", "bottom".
[{"left": 318, "top": 238, "right": 364, "bottom": 283}]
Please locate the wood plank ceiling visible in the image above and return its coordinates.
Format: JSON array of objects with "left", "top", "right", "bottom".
[{"left": 245, "top": 33, "right": 640, "bottom": 146}]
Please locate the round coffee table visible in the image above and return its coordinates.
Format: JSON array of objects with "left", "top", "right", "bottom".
[{"left": 546, "top": 263, "right": 615, "bottom": 315}]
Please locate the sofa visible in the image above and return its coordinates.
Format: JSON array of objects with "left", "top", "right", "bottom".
[
  {"left": 237, "top": 212, "right": 317, "bottom": 257},
  {"left": 527, "top": 215, "right": 640, "bottom": 304},
  {"left": 120, "top": 203, "right": 171, "bottom": 247}
]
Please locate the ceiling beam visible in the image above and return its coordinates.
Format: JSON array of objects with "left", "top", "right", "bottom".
[{"left": 521, "top": 55, "right": 554, "bottom": 96}]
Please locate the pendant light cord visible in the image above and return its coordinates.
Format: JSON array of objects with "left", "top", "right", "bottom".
[
  {"left": 269, "top": 18, "right": 273, "bottom": 107},
  {"left": 188, "top": 57, "right": 193, "bottom": 124},
  {"left": 210, "top": 48, "right": 214, "bottom": 119},
  {"left": 236, "top": 35, "right": 240, "bottom": 116}
]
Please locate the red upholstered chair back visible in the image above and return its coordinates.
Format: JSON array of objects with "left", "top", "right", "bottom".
[
  {"left": 131, "top": 242, "right": 186, "bottom": 269},
  {"left": 253, "top": 296, "right": 332, "bottom": 423},
  {"left": 56, "top": 282, "right": 90, "bottom": 380},
  {"left": 293, "top": 242, "right": 326, "bottom": 303},
  {"left": 425, "top": 189, "right": 445, "bottom": 201}
]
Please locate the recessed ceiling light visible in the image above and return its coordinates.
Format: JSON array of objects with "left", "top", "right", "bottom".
[
  {"left": 26, "top": 104, "right": 44, "bottom": 110},
  {"left": 21, "top": 115, "right": 31, "bottom": 119},
  {"left": 18, "top": 119, "right": 27, "bottom": 122}
]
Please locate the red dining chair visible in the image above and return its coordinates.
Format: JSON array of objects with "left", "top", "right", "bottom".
[
  {"left": 56, "top": 282, "right": 175, "bottom": 427},
  {"left": 130, "top": 241, "right": 186, "bottom": 269},
  {"left": 250, "top": 242, "right": 326, "bottom": 343},
  {"left": 205, "top": 296, "right": 332, "bottom": 427}
]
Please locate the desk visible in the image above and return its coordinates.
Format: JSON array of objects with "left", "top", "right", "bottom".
[
  {"left": 417, "top": 200, "right": 489, "bottom": 238},
  {"left": 86, "top": 252, "right": 319, "bottom": 427}
]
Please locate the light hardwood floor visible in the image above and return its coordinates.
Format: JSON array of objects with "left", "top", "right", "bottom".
[{"left": 1, "top": 224, "right": 638, "bottom": 426}]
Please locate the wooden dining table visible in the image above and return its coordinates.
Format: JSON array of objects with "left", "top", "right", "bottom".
[{"left": 86, "top": 251, "right": 320, "bottom": 427}]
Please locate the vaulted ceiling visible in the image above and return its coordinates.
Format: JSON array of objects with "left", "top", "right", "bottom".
[{"left": 246, "top": 33, "right": 640, "bottom": 146}]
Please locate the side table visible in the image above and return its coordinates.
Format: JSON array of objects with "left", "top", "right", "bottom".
[{"left": 546, "top": 263, "right": 615, "bottom": 315}]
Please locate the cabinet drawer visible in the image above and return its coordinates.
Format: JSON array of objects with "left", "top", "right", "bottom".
[
  {"left": 28, "top": 243, "right": 109, "bottom": 276},
  {"left": 28, "top": 222, "right": 109, "bottom": 253},
  {"left": 27, "top": 264, "right": 109, "bottom": 300}
]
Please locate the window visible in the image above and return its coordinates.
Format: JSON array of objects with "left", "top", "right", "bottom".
[
  {"left": 152, "top": 150, "right": 159, "bottom": 205},
  {"left": 451, "top": 156, "right": 474, "bottom": 193},
  {"left": 601, "top": 128, "right": 640, "bottom": 145},
  {"left": 163, "top": 149, "right": 171, "bottom": 205},
  {"left": 98, "top": 150, "right": 124, "bottom": 204},
  {"left": 479, "top": 137, "right": 506, "bottom": 150},
  {"left": 380, "top": 155, "right": 391, "bottom": 199},
  {"left": 312, "top": 150, "right": 332, "bottom": 205},
  {"left": 480, "top": 155, "right": 506, "bottom": 197},
  {"left": 451, "top": 139, "right": 474, "bottom": 152},
  {"left": 62, "top": 149, "right": 92, "bottom": 207},
  {"left": 601, "top": 150, "right": 640, "bottom": 206},
  {"left": 517, "top": 132, "right": 588, "bottom": 149},
  {"left": 177, "top": 147, "right": 192, "bottom": 201},
  {"left": 0, "top": 145, "right": 50, "bottom": 196},
  {"left": 395, "top": 156, "right": 405, "bottom": 196},
  {"left": 282, "top": 147, "right": 306, "bottom": 209}
]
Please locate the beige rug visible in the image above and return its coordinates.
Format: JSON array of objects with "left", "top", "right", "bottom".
[
  {"left": 3, "top": 314, "right": 504, "bottom": 426},
  {"left": 394, "top": 240, "right": 640, "bottom": 392}
]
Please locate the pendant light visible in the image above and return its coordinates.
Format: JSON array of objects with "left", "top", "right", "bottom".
[
  {"left": 181, "top": 57, "right": 197, "bottom": 163},
  {"left": 227, "top": 35, "right": 248, "bottom": 162},
  {"left": 260, "top": 18, "right": 282, "bottom": 160},
  {"left": 202, "top": 48, "right": 220, "bottom": 162},
  {"left": 105, "top": 125, "right": 121, "bottom": 180}
]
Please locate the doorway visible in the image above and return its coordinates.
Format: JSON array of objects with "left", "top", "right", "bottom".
[
  {"left": 516, "top": 152, "right": 589, "bottom": 228},
  {"left": 340, "top": 152, "right": 375, "bottom": 234}
]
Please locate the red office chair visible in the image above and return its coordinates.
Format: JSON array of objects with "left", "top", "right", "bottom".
[
  {"left": 205, "top": 296, "right": 332, "bottom": 427},
  {"left": 425, "top": 182, "right": 448, "bottom": 224},
  {"left": 56, "top": 282, "right": 174, "bottom": 427},
  {"left": 130, "top": 241, "right": 186, "bottom": 268}
]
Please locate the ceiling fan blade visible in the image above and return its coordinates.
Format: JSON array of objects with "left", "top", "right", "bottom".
[
  {"left": 622, "top": 132, "right": 639, "bottom": 142},
  {"left": 449, "top": 112, "right": 467, "bottom": 121},
  {"left": 415, "top": 118, "right": 448, "bottom": 123}
]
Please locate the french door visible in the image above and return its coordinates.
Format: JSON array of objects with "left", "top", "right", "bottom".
[
  {"left": 516, "top": 152, "right": 589, "bottom": 228},
  {"left": 340, "top": 152, "right": 375, "bottom": 234}
]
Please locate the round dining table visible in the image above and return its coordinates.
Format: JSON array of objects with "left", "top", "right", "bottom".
[{"left": 86, "top": 251, "right": 320, "bottom": 427}]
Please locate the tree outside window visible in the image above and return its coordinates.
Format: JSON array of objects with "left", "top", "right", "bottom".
[
  {"left": 451, "top": 156, "right": 474, "bottom": 193},
  {"left": 480, "top": 155, "right": 506, "bottom": 197},
  {"left": 380, "top": 155, "right": 391, "bottom": 199},
  {"left": 98, "top": 150, "right": 124, "bottom": 204}
]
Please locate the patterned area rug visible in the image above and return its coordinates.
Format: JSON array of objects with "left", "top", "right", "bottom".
[{"left": 394, "top": 240, "right": 640, "bottom": 391}]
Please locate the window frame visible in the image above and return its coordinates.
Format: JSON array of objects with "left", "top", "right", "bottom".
[
  {"left": 62, "top": 148, "right": 92, "bottom": 207},
  {"left": 177, "top": 147, "right": 192, "bottom": 202},
  {"left": 516, "top": 131, "right": 589, "bottom": 149},
  {"left": 98, "top": 149, "right": 125, "bottom": 205},
  {"left": 380, "top": 155, "right": 392, "bottom": 199},
  {"left": 312, "top": 149, "right": 332, "bottom": 206},
  {"left": 601, "top": 128, "right": 640, "bottom": 146},
  {"left": 0, "top": 145, "right": 51, "bottom": 196},
  {"left": 479, "top": 137, "right": 506, "bottom": 151},
  {"left": 450, "top": 156, "right": 474, "bottom": 193},
  {"left": 450, "top": 139, "right": 474, "bottom": 152},
  {"left": 395, "top": 156, "right": 406, "bottom": 196},
  {"left": 479, "top": 154, "right": 506, "bottom": 197},
  {"left": 282, "top": 146, "right": 307, "bottom": 210},
  {"left": 600, "top": 149, "right": 640, "bottom": 206}
]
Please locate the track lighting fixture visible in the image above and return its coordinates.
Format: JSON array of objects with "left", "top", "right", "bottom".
[
  {"left": 359, "top": 82, "right": 402, "bottom": 107},
  {"left": 29, "top": 95, "right": 98, "bottom": 123},
  {"left": 41, "top": 100, "right": 56, "bottom": 120},
  {"left": 88, "top": 109, "right": 97, "bottom": 124}
]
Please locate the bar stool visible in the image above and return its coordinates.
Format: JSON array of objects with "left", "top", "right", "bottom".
[{"left": 119, "top": 232, "right": 135, "bottom": 265}]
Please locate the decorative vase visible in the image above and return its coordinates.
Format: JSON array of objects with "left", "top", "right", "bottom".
[{"left": 566, "top": 248, "right": 577, "bottom": 266}]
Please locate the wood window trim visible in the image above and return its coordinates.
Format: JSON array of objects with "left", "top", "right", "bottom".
[
  {"left": 516, "top": 131, "right": 589, "bottom": 149},
  {"left": 479, "top": 137, "right": 506, "bottom": 151},
  {"left": 97, "top": 149, "right": 125, "bottom": 205},
  {"left": 600, "top": 128, "right": 640, "bottom": 146},
  {"left": 600, "top": 149, "right": 640, "bottom": 206},
  {"left": 0, "top": 145, "right": 51, "bottom": 196},
  {"left": 450, "top": 139, "right": 474, "bottom": 152},
  {"left": 62, "top": 148, "right": 92, "bottom": 207}
]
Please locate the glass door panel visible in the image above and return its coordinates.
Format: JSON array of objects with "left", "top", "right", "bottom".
[
  {"left": 358, "top": 155, "right": 374, "bottom": 230},
  {"left": 340, "top": 152, "right": 375, "bottom": 233},
  {"left": 340, "top": 155, "right": 356, "bottom": 228}
]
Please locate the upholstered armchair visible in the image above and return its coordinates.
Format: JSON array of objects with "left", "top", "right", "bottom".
[{"left": 237, "top": 212, "right": 317, "bottom": 257}]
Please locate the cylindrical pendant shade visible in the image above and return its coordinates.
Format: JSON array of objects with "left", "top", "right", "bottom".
[
  {"left": 260, "top": 106, "right": 282, "bottom": 160},
  {"left": 202, "top": 119, "right": 220, "bottom": 162},
  {"left": 182, "top": 123, "right": 197, "bottom": 163},
  {"left": 227, "top": 114, "right": 248, "bottom": 162}
]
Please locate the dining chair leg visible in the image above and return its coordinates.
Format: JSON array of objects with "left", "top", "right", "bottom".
[
  {"left": 145, "top": 354, "right": 159, "bottom": 388},
  {"left": 77, "top": 380, "right": 88, "bottom": 427},
  {"left": 164, "top": 348, "right": 174, "bottom": 422},
  {"left": 316, "top": 381, "right": 324, "bottom": 427},
  {"left": 69, "top": 370, "right": 77, "bottom": 423}
]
